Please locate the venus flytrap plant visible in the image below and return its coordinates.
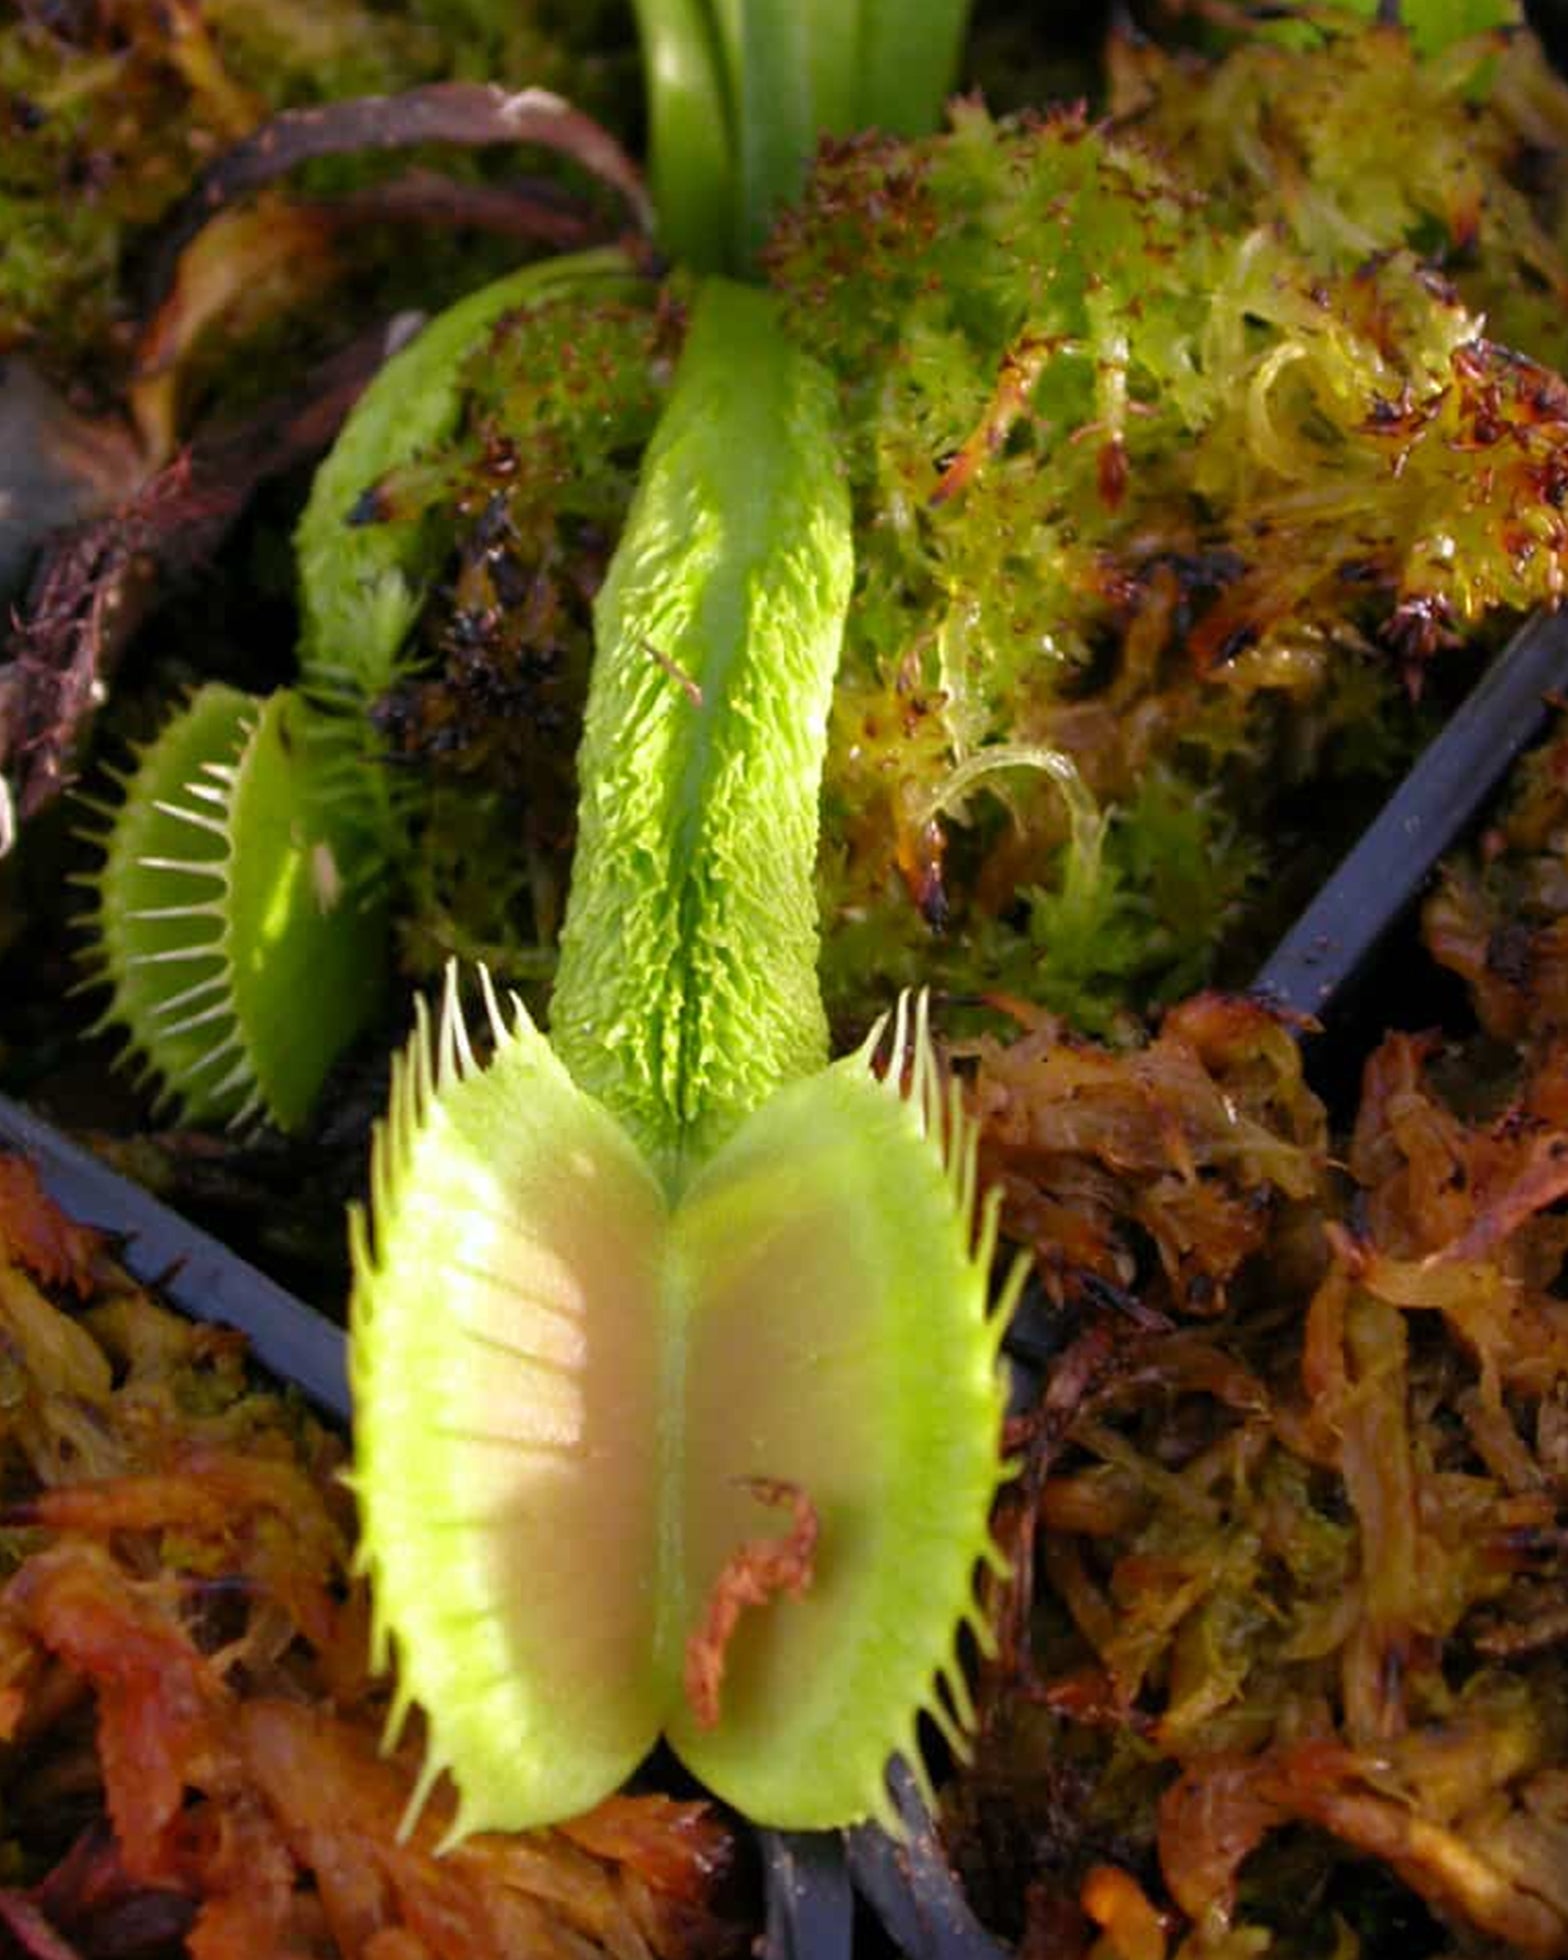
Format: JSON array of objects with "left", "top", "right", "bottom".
[
  {"left": 74, "top": 250, "right": 648, "bottom": 1133},
  {"left": 349, "top": 279, "right": 1018, "bottom": 1835},
  {"left": 67, "top": 0, "right": 984, "bottom": 1137}
]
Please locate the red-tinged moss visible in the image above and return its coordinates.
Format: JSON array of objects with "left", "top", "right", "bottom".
[
  {"left": 1111, "top": 22, "right": 1568, "bottom": 367},
  {"left": 0, "top": 1157, "right": 104, "bottom": 1299},
  {"left": 762, "top": 87, "right": 1568, "bottom": 1032},
  {"left": 956, "top": 992, "right": 1327, "bottom": 1313}
]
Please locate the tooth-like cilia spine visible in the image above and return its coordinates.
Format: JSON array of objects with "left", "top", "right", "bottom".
[
  {"left": 349, "top": 279, "right": 1019, "bottom": 1837},
  {"left": 78, "top": 682, "right": 387, "bottom": 1130}
]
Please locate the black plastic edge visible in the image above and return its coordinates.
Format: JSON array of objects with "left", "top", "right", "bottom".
[
  {"left": 762, "top": 1829, "right": 856, "bottom": 1960},
  {"left": 1255, "top": 609, "right": 1568, "bottom": 1021},
  {"left": 845, "top": 1762, "right": 1008, "bottom": 1960},
  {"left": 0, "top": 1088, "right": 349, "bottom": 1418}
]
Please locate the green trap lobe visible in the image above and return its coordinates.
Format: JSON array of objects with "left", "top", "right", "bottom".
[
  {"left": 668, "top": 1045, "right": 1008, "bottom": 1826},
  {"left": 351, "top": 986, "right": 670, "bottom": 1831}
]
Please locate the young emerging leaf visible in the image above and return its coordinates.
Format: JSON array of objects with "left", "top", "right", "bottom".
[
  {"left": 550, "top": 278, "right": 853, "bottom": 1174},
  {"left": 629, "top": 0, "right": 736, "bottom": 271}
]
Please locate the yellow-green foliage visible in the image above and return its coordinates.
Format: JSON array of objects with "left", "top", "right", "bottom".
[
  {"left": 1114, "top": 22, "right": 1568, "bottom": 362},
  {"left": 762, "top": 69, "right": 1568, "bottom": 1029},
  {"left": 276, "top": 16, "right": 1568, "bottom": 1043}
]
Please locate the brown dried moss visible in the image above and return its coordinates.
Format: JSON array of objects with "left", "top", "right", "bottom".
[
  {"left": 0, "top": 1155, "right": 747, "bottom": 1959},
  {"left": 947, "top": 756, "right": 1568, "bottom": 1958}
]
